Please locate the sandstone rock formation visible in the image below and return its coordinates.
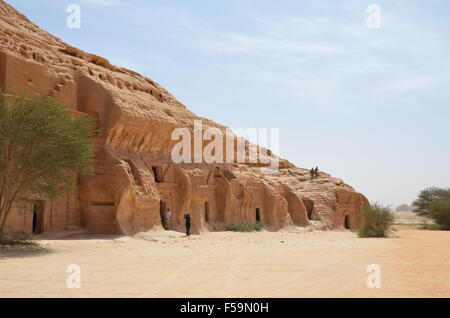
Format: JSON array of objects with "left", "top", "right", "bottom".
[{"left": 0, "top": 0, "right": 368, "bottom": 235}]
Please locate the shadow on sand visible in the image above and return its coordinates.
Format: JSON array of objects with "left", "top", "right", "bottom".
[{"left": 0, "top": 245, "right": 54, "bottom": 260}]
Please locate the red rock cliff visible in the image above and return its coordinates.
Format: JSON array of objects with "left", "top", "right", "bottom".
[{"left": 0, "top": 0, "right": 367, "bottom": 235}]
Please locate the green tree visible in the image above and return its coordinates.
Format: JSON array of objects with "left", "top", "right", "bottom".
[
  {"left": 413, "top": 187, "right": 450, "bottom": 216},
  {"left": 358, "top": 202, "right": 394, "bottom": 238},
  {"left": 427, "top": 200, "right": 450, "bottom": 230},
  {"left": 0, "top": 93, "right": 95, "bottom": 233}
]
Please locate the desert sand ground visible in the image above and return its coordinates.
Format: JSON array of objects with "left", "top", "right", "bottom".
[
  {"left": 0, "top": 226, "right": 449, "bottom": 298},
  {"left": 393, "top": 211, "right": 427, "bottom": 224}
]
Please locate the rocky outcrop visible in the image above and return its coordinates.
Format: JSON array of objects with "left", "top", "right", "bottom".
[{"left": 0, "top": 0, "right": 368, "bottom": 235}]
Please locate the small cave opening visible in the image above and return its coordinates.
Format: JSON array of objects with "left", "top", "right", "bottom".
[
  {"left": 302, "top": 198, "right": 314, "bottom": 220},
  {"left": 344, "top": 215, "right": 351, "bottom": 229},
  {"left": 152, "top": 166, "right": 161, "bottom": 183},
  {"left": 205, "top": 202, "right": 210, "bottom": 223},
  {"left": 256, "top": 208, "right": 261, "bottom": 223}
]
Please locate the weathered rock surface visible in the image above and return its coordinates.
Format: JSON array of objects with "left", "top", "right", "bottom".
[{"left": 0, "top": 0, "right": 367, "bottom": 235}]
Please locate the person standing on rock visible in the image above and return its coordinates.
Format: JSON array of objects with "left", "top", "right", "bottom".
[
  {"left": 164, "top": 208, "right": 172, "bottom": 230},
  {"left": 184, "top": 214, "right": 191, "bottom": 237},
  {"left": 315, "top": 167, "right": 320, "bottom": 179},
  {"left": 310, "top": 168, "right": 315, "bottom": 181}
]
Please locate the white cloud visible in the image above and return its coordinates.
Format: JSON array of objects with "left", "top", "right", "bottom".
[{"left": 125, "top": 1, "right": 450, "bottom": 114}]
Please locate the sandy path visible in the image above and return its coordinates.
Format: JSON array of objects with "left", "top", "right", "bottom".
[{"left": 0, "top": 226, "right": 449, "bottom": 298}]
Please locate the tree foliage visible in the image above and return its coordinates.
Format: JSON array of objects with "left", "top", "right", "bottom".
[
  {"left": 413, "top": 187, "right": 450, "bottom": 216},
  {"left": 427, "top": 200, "right": 450, "bottom": 230},
  {"left": 0, "top": 92, "right": 95, "bottom": 232}
]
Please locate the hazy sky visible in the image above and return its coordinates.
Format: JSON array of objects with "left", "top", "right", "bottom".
[{"left": 7, "top": 0, "right": 450, "bottom": 207}]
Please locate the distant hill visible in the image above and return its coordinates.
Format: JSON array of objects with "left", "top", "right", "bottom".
[{"left": 396, "top": 204, "right": 416, "bottom": 212}]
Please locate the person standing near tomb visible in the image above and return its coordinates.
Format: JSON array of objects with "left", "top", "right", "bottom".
[
  {"left": 164, "top": 208, "right": 172, "bottom": 230},
  {"left": 184, "top": 214, "right": 191, "bottom": 237}
]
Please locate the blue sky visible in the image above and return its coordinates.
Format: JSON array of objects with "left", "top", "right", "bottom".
[{"left": 7, "top": 0, "right": 450, "bottom": 207}]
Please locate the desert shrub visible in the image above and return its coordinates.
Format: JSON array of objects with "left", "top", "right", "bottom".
[
  {"left": 420, "top": 221, "right": 441, "bottom": 231},
  {"left": 228, "top": 223, "right": 262, "bottom": 232},
  {"left": 0, "top": 230, "right": 36, "bottom": 247},
  {"left": 358, "top": 203, "right": 394, "bottom": 238},
  {"left": 427, "top": 200, "right": 450, "bottom": 230},
  {"left": 253, "top": 222, "right": 263, "bottom": 232}
]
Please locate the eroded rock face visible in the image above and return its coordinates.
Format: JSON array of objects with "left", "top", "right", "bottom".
[{"left": 0, "top": 0, "right": 368, "bottom": 235}]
